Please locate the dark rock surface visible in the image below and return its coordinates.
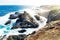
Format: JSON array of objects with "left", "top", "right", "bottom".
[
  {"left": 7, "top": 34, "right": 27, "bottom": 40},
  {"left": 5, "top": 20, "right": 11, "bottom": 25},
  {"left": 34, "top": 15, "right": 40, "bottom": 21},
  {"left": 18, "top": 30, "right": 26, "bottom": 33},
  {"left": 10, "top": 11, "right": 39, "bottom": 29}
]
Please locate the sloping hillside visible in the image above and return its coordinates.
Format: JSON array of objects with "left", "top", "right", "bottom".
[{"left": 26, "top": 20, "right": 60, "bottom": 40}]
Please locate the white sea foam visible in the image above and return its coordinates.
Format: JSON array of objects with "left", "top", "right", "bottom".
[
  {"left": 0, "top": 7, "right": 47, "bottom": 40},
  {"left": 0, "top": 12, "right": 17, "bottom": 25},
  {"left": 6, "top": 8, "right": 47, "bottom": 36}
]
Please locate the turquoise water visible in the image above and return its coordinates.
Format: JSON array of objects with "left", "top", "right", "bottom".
[{"left": 0, "top": 5, "right": 29, "bottom": 35}]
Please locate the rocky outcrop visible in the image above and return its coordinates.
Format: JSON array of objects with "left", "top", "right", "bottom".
[{"left": 11, "top": 11, "right": 39, "bottom": 29}]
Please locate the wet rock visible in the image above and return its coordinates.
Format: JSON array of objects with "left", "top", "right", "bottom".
[
  {"left": 9, "top": 14, "right": 18, "bottom": 19},
  {"left": 11, "top": 21, "right": 39, "bottom": 29},
  {"left": 15, "top": 12, "right": 20, "bottom": 15},
  {"left": 34, "top": 15, "right": 40, "bottom": 21},
  {"left": 15, "top": 11, "right": 29, "bottom": 22},
  {"left": 12, "top": 23, "right": 38, "bottom": 29},
  {"left": 31, "top": 31, "right": 36, "bottom": 34},
  {"left": 11, "top": 11, "right": 39, "bottom": 29},
  {"left": 18, "top": 30, "right": 26, "bottom": 33},
  {"left": 7, "top": 34, "right": 27, "bottom": 40},
  {"left": 16, "top": 18, "right": 23, "bottom": 23},
  {"left": 5, "top": 20, "right": 11, "bottom": 25},
  {"left": 11, "top": 23, "right": 21, "bottom": 29}
]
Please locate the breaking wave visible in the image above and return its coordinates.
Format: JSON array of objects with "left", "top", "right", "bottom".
[{"left": 0, "top": 6, "right": 47, "bottom": 40}]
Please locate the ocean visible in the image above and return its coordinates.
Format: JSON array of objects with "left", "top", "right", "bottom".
[
  {"left": 0, "top": 5, "right": 30, "bottom": 36},
  {"left": 0, "top": 5, "right": 28, "bottom": 16}
]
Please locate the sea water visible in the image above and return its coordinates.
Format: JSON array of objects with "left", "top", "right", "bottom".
[
  {"left": 0, "top": 5, "right": 28, "bottom": 16},
  {"left": 0, "top": 5, "right": 47, "bottom": 38},
  {"left": 0, "top": 5, "right": 29, "bottom": 36}
]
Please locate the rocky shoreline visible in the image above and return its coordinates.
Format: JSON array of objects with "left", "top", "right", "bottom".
[{"left": 1, "top": 5, "right": 60, "bottom": 40}]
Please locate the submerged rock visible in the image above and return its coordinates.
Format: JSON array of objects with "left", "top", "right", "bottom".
[
  {"left": 34, "top": 15, "right": 40, "bottom": 21},
  {"left": 9, "top": 14, "right": 18, "bottom": 19},
  {"left": 18, "top": 30, "right": 26, "bottom": 33}
]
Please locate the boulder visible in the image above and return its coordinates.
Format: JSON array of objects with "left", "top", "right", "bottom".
[
  {"left": 11, "top": 11, "right": 39, "bottom": 29},
  {"left": 9, "top": 14, "right": 18, "bottom": 19},
  {"left": 5, "top": 20, "right": 11, "bottom": 25}
]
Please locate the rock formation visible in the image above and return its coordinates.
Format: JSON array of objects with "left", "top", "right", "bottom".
[{"left": 3, "top": 5, "right": 60, "bottom": 40}]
